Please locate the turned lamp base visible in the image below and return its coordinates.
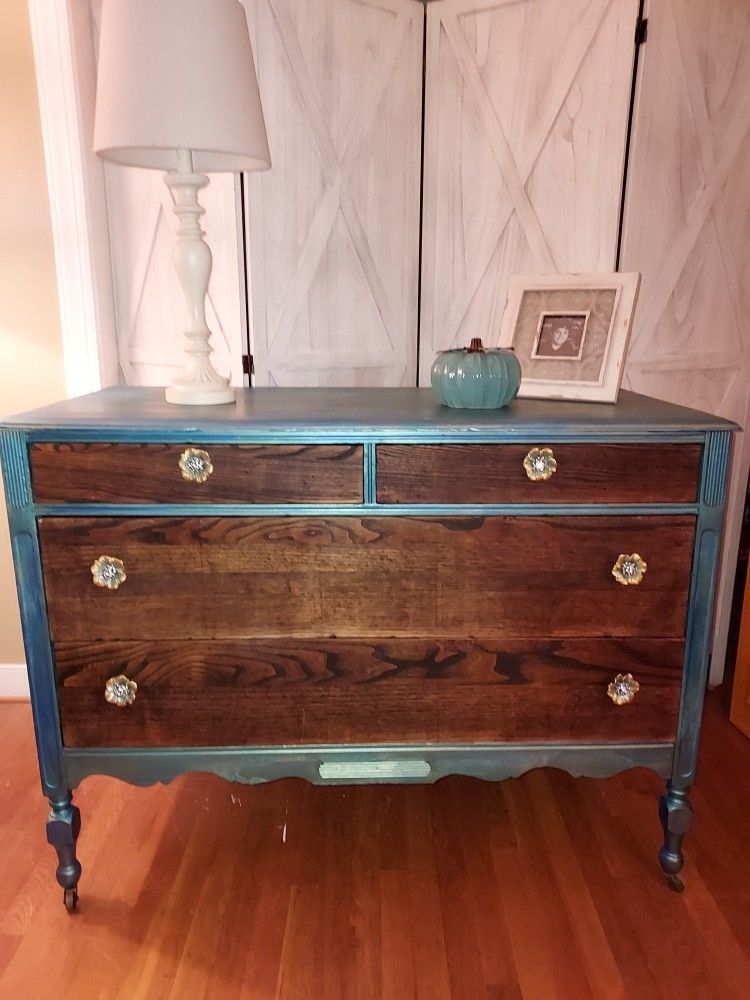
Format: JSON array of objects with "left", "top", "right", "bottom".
[
  {"left": 164, "top": 151, "right": 237, "bottom": 407},
  {"left": 165, "top": 382, "right": 236, "bottom": 406}
]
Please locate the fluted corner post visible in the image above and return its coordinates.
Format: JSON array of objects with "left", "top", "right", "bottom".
[
  {"left": 46, "top": 794, "right": 82, "bottom": 912},
  {"left": 1, "top": 428, "right": 81, "bottom": 909},
  {"left": 662, "top": 429, "right": 732, "bottom": 892}
]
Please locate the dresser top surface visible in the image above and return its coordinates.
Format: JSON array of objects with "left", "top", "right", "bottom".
[{"left": 2, "top": 387, "right": 735, "bottom": 437}]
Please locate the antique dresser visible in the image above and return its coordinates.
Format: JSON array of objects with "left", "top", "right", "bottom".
[{"left": 0, "top": 387, "right": 734, "bottom": 910}]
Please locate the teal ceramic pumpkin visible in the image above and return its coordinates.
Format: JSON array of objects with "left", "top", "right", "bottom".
[{"left": 431, "top": 338, "right": 521, "bottom": 409}]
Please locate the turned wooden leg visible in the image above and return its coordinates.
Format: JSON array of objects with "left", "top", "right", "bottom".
[
  {"left": 659, "top": 784, "right": 693, "bottom": 893},
  {"left": 46, "top": 794, "right": 82, "bottom": 912}
]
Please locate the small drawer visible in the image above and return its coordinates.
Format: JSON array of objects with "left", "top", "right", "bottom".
[
  {"left": 54, "top": 637, "right": 683, "bottom": 747},
  {"left": 39, "top": 514, "right": 695, "bottom": 643},
  {"left": 30, "top": 442, "right": 363, "bottom": 504},
  {"left": 376, "top": 443, "right": 702, "bottom": 505}
]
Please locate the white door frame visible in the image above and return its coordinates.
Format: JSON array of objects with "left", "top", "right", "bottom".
[{"left": 27, "top": 0, "right": 119, "bottom": 396}]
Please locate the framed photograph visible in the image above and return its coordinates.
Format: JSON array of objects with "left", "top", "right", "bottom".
[{"left": 498, "top": 273, "right": 640, "bottom": 402}]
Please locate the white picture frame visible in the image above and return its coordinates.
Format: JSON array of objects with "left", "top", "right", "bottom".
[{"left": 498, "top": 273, "right": 641, "bottom": 402}]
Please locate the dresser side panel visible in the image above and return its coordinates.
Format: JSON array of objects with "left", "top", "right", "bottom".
[
  {"left": 0, "top": 429, "right": 66, "bottom": 800},
  {"left": 672, "top": 430, "right": 734, "bottom": 786}
]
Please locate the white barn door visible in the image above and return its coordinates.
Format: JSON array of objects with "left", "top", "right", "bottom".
[
  {"left": 419, "top": 0, "right": 639, "bottom": 382},
  {"left": 244, "top": 0, "right": 424, "bottom": 387},
  {"left": 620, "top": 0, "right": 750, "bottom": 683}
]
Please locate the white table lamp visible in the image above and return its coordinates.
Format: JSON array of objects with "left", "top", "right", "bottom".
[{"left": 93, "top": 0, "right": 270, "bottom": 405}]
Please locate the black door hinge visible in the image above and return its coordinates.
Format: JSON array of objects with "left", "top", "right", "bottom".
[
  {"left": 242, "top": 353, "right": 254, "bottom": 376},
  {"left": 635, "top": 16, "right": 648, "bottom": 46}
]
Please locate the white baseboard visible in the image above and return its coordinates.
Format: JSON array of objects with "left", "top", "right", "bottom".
[{"left": 0, "top": 664, "right": 30, "bottom": 699}]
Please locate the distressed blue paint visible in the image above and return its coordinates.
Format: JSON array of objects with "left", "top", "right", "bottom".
[
  {"left": 3, "top": 386, "right": 735, "bottom": 436},
  {"left": 701, "top": 430, "right": 732, "bottom": 506},
  {"left": 62, "top": 741, "right": 675, "bottom": 788},
  {"left": 33, "top": 502, "right": 700, "bottom": 518},
  {"left": 671, "top": 431, "right": 732, "bottom": 788},
  {"left": 0, "top": 430, "right": 67, "bottom": 802},
  {"left": 20, "top": 428, "right": 713, "bottom": 445},
  {"left": 16, "top": 426, "right": 716, "bottom": 447},
  {"left": 364, "top": 442, "right": 377, "bottom": 504},
  {"left": 0, "top": 428, "right": 31, "bottom": 508}
]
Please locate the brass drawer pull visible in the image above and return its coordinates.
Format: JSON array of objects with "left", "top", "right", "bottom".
[
  {"left": 612, "top": 553, "right": 647, "bottom": 586},
  {"left": 105, "top": 674, "right": 138, "bottom": 708},
  {"left": 523, "top": 446, "right": 557, "bottom": 481},
  {"left": 179, "top": 447, "right": 214, "bottom": 483},
  {"left": 607, "top": 673, "right": 640, "bottom": 706},
  {"left": 91, "top": 555, "right": 126, "bottom": 590}
]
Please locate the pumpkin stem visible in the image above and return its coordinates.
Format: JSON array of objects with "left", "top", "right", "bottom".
[{"left": 468, "top": 338, "right": 484, "bottom": 352}]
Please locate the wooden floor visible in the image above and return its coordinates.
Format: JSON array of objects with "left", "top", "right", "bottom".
[{"left": 0, "top": 695, "right": 749, "bottom": 999}]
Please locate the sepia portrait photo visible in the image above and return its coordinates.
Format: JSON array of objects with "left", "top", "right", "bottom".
[{"left": 532, "top": 311, "right": 589, "bottom": 361}]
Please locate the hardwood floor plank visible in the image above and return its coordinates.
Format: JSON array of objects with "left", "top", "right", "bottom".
[
  {"left": 586, "top": 776, "right": 733, "bottom": 998},
  {"left": 501, "top": 779, "right": 595, "bottom": 1000},
  {"left": 379, "top": 870, "right": 417, "bottom": 1000},
  {"left": 680, "top": 864, "right": 750, "bottom": 999},
  {"left": 236, "top": 792, "right": 300, "bottom": 999},
  {"left": 549, "top": 776, "right": 662, "bottom": 998},
  {"left": 402, "top": 789, "right": 452, "bottom": 1000},
  {"left": 320, "top": 789, "right": 356, "bottom": 1000},
  {"left": 443, "top": 781, "right": 521, "bottom": 998},
  {"left": 1, "top": 695, "right": 748, "bottom": 998},
  {"left": 348, "top": 788, "right": 384, "bottom": 1000},
  {"left": 431, "top": 782, "right": 487, "bottom": 1000},
  {"left": 275, "top": 884, "right": 324, "bottom": 1000},
  {"left": 525, "top": 770, "right": 626, "bottom": 998},
  {"left": 204, "top": 795, "right": 274, "bottom": 1000}
]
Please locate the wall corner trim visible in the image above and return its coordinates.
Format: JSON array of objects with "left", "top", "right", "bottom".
[
  {"left": 27, "top": 0, "right": 119, "bottom": 395},
  {"left": 0, "top": 664, "right": 30, "bottom": 700}
]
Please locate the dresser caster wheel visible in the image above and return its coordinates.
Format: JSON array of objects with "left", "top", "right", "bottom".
[
  {"left": 666, "top": 874, "right": 684, "bottom": 894},
  {"left": 63, "top": 887, "right": 78, "bottom": 912}
]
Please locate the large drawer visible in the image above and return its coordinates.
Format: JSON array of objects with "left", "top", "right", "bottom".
[
  {"left": 39, "top": 515, "right": 695, "bottom": 641},
  {"left": 30, "top": 442, "right": 364, "bottom": 504},
  {"left": 55, "top": 637, "right": 684, "bottom": 747},
  {"left": 376, "top": 443, "right": 702, "bottom": 504}
]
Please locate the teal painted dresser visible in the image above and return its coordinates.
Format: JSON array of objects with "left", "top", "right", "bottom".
[{"left": 0, "top": 387, "right": 735, "bottom": 910}]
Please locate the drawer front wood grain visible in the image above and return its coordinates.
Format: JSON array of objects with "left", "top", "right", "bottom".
[
  {"left": 376, "top": 443, "right": 702, "bottom": 504},
  {"left": 55, "top": 638, "right": 683, "bottom": 747},
  {"left": 30, "top": 443, "right": 363, "bottom": 504},
  {"left": 39, "top": 515, "right": 695, "bottom": 641}
]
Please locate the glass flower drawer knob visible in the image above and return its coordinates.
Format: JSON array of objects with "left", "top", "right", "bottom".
[
  {"left": 612, "top": 553, "right": 647, "bottom": 586},
  {"left": 91, "top": 555, "right": 126, "bottom": 590},
  {"left": 523, "top": 446, "right": 557, "bottom": 481},
  {"left": 105, "top": 675, "right": 138, "bottom": 708},
  {"left": 607, "top": 673, "right": 640, "bottom": 706},
  {"left": 179, "top": 447, "right": 214, "bottom": 483}
]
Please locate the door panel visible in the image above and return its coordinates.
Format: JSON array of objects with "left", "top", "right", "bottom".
[
  {"left": 244, "top": 0, "right": 424, "bottom": 387},
  {"left": 420, "top": 0, "right": 639, "bottom": 383},
  {"left": 620, "top": 0, "right": 750, "bottom": 682}
]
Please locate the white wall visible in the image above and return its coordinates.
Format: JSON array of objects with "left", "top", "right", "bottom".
[{"left": 0, "top": 0, "right": 67, "bottom": 696}]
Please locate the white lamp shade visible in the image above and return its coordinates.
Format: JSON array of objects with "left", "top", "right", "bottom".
[{"left": 93, "top": 0, "right": 270, "bottom": 172}]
